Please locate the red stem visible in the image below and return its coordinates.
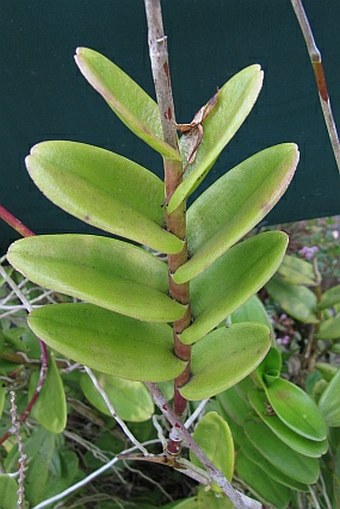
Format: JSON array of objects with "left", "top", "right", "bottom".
[{"left": 0, "top": 204, "right": 49, "bottom": 446}]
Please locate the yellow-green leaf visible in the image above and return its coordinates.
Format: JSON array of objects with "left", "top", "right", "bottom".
[
  {"left": 190, "top": 411, "right": 234, "bottom": 486},
  {"left": 0, "top": 475, "right": 18, "bottom": 509},
  {"left": 179, "top": 323, "right": 271, "bottom": 400},
  {"left": 8, "top": 235, "right": 186, "bottom": 323},
  {"left": 28, "top": 304, "right": 186, "bottom": 382},
  {"left": 266, "top": 277, "right": 318, "bottom": 324},
  {"left": 277, "top": 254, "right": 316, "bottom": 286},
  {"left": 244, "top": 419, "right": 320, "bottom": 484},
  {"left": 316, "top": 314, "right": 340, "bottom": 340},
  {"left": 174, "top": 144, "right": 298, "bottom": 283},
  {"left": 181, "top": 231, "right": 288, "bottom": 344},
  {"left": 26, "top": 141, "right": 183, "bottom": 254},
  {"left": 230, "top": 295, "right": 273, "bottom": 334},
  {"left": 168, "top": 65, "right": 264, "bottom": 212},
  {"left": 29, "top": 354, "right": 67, "bottom": 434},
  {"left": 318, "top": 369, "right": 340, "bottom": 427},
  {"left": 248, "top": 389, "right": 328, "bottom": 457},
  {"left": 264, "top": 377, "right": 328, "bottom": 441},
  {"left": 236, "top": 452, "right": 291, "bottom": 509},
  {"left": 75, "top": 47, "right": 180, "bottom": 161},
  {"left": 318, "top": 285, "right": 340, "bottom": 310}
]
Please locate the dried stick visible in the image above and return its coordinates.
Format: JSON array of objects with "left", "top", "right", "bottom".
[
  {"left": 9, "top": 391, "right": 27, "bottom": 509},
  {"left": 290, "top": 0, "right": 340, "bottom": 173},
  {"left": 84, "top": 367, "right": 150, "bottom": 456},
  {"left": 146, "top": 383, "right": 262, "bottom": 509},
  {"left": 144, "top": 0, "right": 192, "bottom": 454},
  {"left": 0, "top": 207, "right": 48, "bottom": 446}
]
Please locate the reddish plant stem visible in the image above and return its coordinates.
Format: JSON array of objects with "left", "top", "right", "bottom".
[
  {"left": 0, "top": 204, "right": 48, "bottom": 446},
  {"left": 0, "top": 204, "right": 35, "bottom": 237},
  {"left": 144, "top": 0, "right": 192, "bottom": 455}
]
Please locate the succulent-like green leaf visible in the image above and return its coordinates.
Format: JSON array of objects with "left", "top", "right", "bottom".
[
  {"left": 217, "top": 386, "right": 253, "bottom": 426},
  {"left": 230, "top": 295, "right": 273, "bottom": 334},
  {"left": 277, "top": 255, "right": 316, "bottom": 286},
  {"left": 318, "top": 369, "right": 340, "bottom": 427},
  {"left": 24, "top": 428, "right": 57, "bottom": 505},
  {"left": 75, "top": 48, "right": 180, "bottom": 161},
  {"left": 179, "top": 323, "right": 271, "bottom": 400},
  {"left": 318, "top": 285, "right": 340, "bottom": 310},
  {"left": 8, "top": 235, "right": 186, "bottom": 323},
  {"left": 256, "top": 347, "right": 282, "bottom": 386},
  {"left": 197, "top": 489, "right": 235, "bottom": 508},
  {"left": 248, "top": 389, "right": 328, "bottom": 457},
  {"left": 0, "top": 475, "right": 19, "bottom": 509},
  {"left": 241, "top": 438, "right": 309, "bottom": 491},
  {"left": 264, "top": 377, "right": 328, "bottom": 441},
  {"left": 26, "top": 141, "right": 183, "bottom": 254},
  {"left": 316, "top": 314, "right": 340, "bottom": 340},
  {"left": 190, "top": 411, "right": 234, "bottom": 485},
  {"left": 266, "top": 277, "right": 319, "bottom": 324},
  {"left": 236, "top": 452, "right": 291, "bottom": 509},
  {"left": 181, "top": 231, "right": 288, "bottom": 344},
  {"left": 174, "top": 144, "right": 299, "bottom": 282},
  {"left": 244, "top": 419, "right": 320, "bottom": 484},
  {"left": 168, "top": 65, "right": 264, "bottom": 213},
  {"left": 28, "top": 304, "right": 186, "bottom": 382},
  {"left": 29, "top": 354, "right": 67, "bottom": 434},
  {"left": 80, "top": 371, "right": 154, "bottom": 422}
]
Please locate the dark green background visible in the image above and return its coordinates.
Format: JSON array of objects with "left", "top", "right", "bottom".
[{"left": 1, "top": 1, "right": 339, "bottom": 251}]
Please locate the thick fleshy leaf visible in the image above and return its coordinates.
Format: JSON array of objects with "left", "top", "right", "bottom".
[
  {"left": 29, "top": 354, "right": 67, "bottom": 433},
  {"left": 217, "top": 386, "right": 254, "bottom": 426},
  {"left": 318, "top": 369, "right": 340, "bottom": 427},
  {"left": 75, "top": 48, "right": 180, "bottom": 161},
  {"left": 230, "top": 295, "right": 273, "bottom": 334},
  {"left": 318, "top": 285, "right": 340, "bottom": 310},
  {"left": 256, "top": 347, "right": 282, "bottom": 386},
  {"left": 190, "top": 412, "right": 234, "bottom": 485},
  {"left": 248, "top": 389, "right": 328, "bottom": 457},
  {"left": 264, "top": 377, "right": 328, "bottom": 441},
  {"left": 316, "top": 314, "right": 340, "bottom": 340},
  {"left": 236, "top": 452, "right": 291, "bottom": 509},
  {"left": 167, "top": 65, "right": 264, "bottom": 213},
  {"left": 277, "top": 255, "right": 316, "bottom": 286},
  {"left": 244, "top": 419, "right": 320, "bottom": 484},
  {"left": 181, "top": 231, "right": 288, "bottom": 344},
  {"left": 241, "top": 437, "right": 309, "bottom": 491},
  {"left": 26, "top": 141, "right": 183, "bottom": 254},
  {"left": 266, "top": 277, "right": 318, "bottom": 324},
  {"left": 8, "top": 235, "right": 186, "bottom": 323},
  {"left": 0, "top": 475, "right": 19, "bottom": 509},
  {"left": 80, "top": 371, "right": 154, "bottom": 422},
  {"left": 24, "top": 428, "right": 57, "bottom": 505},
  {"left": 179, "top": 323, "right": 271, "bottom": 400},
  {"left": 28, "top": 304, "right": 186, "bottom": 382},
  {"left": 174, "top": 144, "right": 298, "bottom": 283}
]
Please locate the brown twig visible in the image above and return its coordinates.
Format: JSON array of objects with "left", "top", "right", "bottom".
[
  {"left": 144, "top": 0, "right": 192, "bottom": 454},
  {"left": 0, "top": 205, "right": 48, "bottom": 446},
  {"left": 146, "top": 383, "right": 262, "bottom": 509},
  {"left": 290, "top": 0, "right": 340, "bottom": 173}
]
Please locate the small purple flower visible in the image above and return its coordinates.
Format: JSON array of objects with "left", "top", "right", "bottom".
[
  {"left": 298, "top": 245, "right": 319, "bottom": 260},
  {"left": 277, "top": 335, "right": 291, "bottom": 346}
]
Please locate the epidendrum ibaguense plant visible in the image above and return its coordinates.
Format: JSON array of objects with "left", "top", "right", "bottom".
[{"left": 0, "top": 1, "right": 335, "bottom": 508}]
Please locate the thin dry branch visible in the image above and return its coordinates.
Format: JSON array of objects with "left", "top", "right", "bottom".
[
  {"left": 146, "top": 383, "right": 262, "bottom": 509},
  {"left": 290, "top": 0, "right": 340, "bottom": 173}
]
